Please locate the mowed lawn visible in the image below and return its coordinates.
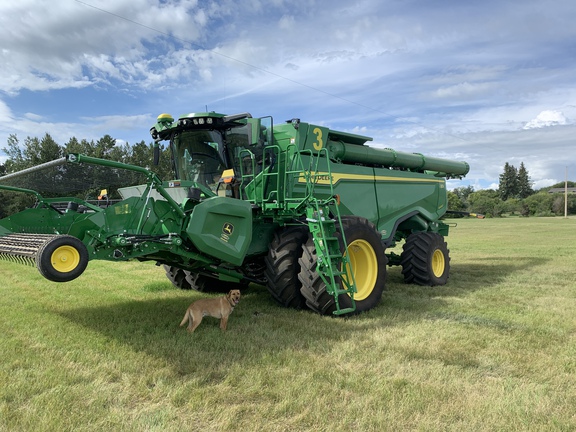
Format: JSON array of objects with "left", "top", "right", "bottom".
[{"left": 1, "top": 217, "right": 575, "bottom": 431}]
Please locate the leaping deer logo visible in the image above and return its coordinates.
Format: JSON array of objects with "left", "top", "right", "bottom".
[{"left": 222, "top": 223, "right": 234, "bottom": 236}]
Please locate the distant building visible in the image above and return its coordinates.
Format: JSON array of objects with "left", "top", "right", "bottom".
[{"left": 548, "top": 188, "right": 576, "bottom": 194}]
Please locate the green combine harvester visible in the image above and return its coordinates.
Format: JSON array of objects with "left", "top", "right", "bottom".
[{"left": 0, "top": 112, "right": 469, "bottom": 315}]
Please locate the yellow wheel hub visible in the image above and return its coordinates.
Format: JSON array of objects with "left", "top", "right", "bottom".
[
  {"left": 431, "top": 249, "right": 445, "bottom": 277},
  {"left": 343, "top": 239, "right": 377, "bottom": 301},
  {"left": 51, "top": 245, "right": 80, "bottom": 273}
]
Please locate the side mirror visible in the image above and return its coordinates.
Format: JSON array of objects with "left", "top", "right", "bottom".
[{"left": 153, "top": 143, "right": 160, "bottom": 166}]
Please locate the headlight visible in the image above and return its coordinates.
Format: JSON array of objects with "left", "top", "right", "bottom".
[{"left": 177, "top": 114, "right": 218, "bottom": 128}]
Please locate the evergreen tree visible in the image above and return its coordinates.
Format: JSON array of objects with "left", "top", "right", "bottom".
[
  {"left": 128, "top": 141, "right": 153, "bottom": 169},
  {"left": 39, "top": 133, "right": 63, "bottom": 163},
  {"left": 517, "top": 162, "right": 534, "bottom": 198},
  {"left": 21, "top": 133, "right": 62, "bottom": 166},
  {"left": 94, "top": 135, "right": 116, "bottom": 159},
  {"left": 498, "top": 162, "right": 519, "bottom": 200},
  {"left": 64, "top": 137, "right": 93, "bottom": 156}
]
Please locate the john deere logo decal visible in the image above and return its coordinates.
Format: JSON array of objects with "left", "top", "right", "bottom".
[
  {"left": 221, "top": 223, "right": 234, "bottom": 242},
  {"left": 223, "top": 223, "right": 234, "bottom": 235}
]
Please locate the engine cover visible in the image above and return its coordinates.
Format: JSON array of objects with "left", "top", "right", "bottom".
[{"left": 185, "top": 196, "right": 253, "bottom": 266}]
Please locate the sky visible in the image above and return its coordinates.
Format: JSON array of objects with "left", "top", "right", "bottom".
[{"left": 1, "top": 0, "right": 575, "bottom": 191}]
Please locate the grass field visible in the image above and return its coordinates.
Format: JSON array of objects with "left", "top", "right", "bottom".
[{"left": 1, "top": 217, "right": 576, "bottom": 431}]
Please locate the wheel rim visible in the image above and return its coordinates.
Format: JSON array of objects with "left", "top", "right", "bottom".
[
  {"left": 431, "top": 249, "right": 445, "bottom": 277},
  {"left": 343, "top": 239, "right": 378, "bottom": 301},
  {"left": 51, "top": 245, "right": 80, "bottom": 273}
]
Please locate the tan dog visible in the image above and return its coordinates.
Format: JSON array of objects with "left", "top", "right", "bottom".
[{"left": 180, "top": 289, "right": 241, "bottom": 333}]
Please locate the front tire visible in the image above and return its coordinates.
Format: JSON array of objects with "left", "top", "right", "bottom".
[
  {"left": 400, "top": 232, "right": 450, "bottom": 285},
  {"left": 163, "top": 265, "right": 243, "bottom": 293},
  {"left": 299, "top": 216, "right": 387, "bottom": 315},
  {"left": 36, "top": 235, "right": 89, "bottom": 282},
  {"left": 264, "top": 225, "right": 308, "bottom": 309}
]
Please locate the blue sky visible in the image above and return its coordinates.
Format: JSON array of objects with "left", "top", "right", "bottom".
[{"left": 1, "top": 0, "right": 575, "bottom": 190}]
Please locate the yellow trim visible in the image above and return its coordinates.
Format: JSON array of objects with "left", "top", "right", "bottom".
[
  {"left": 343, "top": 239, "right": 378, "bottom": 301},
  {"left": 431, "top": 249, "right": 445, "bottom": 277},
  {"left": 51, "top": 246, "right": 81, "bottom": 273},
  {"left": 298, "top": 172, "right": 444, "bottom": 185}
]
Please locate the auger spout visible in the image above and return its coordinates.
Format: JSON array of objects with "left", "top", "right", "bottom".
[{"left": 326, "top": 140, "right": 469, "bottom": 178}]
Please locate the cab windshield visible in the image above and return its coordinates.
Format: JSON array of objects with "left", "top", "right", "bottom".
[
  {"left": 172, "top": 131, "right": 226, "bottom": 192},
  {"left": 170, "top": 121, "right": 267, "bottom": 195}
]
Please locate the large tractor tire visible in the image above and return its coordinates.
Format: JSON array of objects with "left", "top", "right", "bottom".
[
  {"left": 36, "top": 235, "right": 89, "bottom": 282},
  {"left": 299, "top": 216, "right": 387, "bottom": 316},
  {"left": 264, "top": 225, "right": 309, "bottom": 309},
  {"left": 400, "top": 231, "right": 450, "bottom": 285},
  {"left": 163, "top": 265, "right": 243, "bottom": 293}
]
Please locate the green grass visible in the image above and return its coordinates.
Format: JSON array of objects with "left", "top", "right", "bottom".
[{"left": 1, "top": 217, "right": 576, "bottom": 431}]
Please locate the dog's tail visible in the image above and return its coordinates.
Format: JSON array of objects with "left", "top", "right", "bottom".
[{"left": 180, "top": 309, "right": 191, "bottom": 327}]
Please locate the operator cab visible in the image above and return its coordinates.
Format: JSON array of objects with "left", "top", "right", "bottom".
[
  {"left": 172, "top": 130, "right": 226, "bottom": 193},
  {"left": 151, "top": 112, "right": 271, "bottom": 197}
]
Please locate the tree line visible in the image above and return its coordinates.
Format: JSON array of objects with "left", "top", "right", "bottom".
[
  {"left": 448, "top": 162, "right": 575, "bottom": 217},
  {"left": 1, "top": 134, "right": 573, "bottom": 218},
  {"left": 0, "top": 133, "right": 172, "bottom": 217},
  {"left": 1, "top": 133, "right": 171, "bottom": 177}
]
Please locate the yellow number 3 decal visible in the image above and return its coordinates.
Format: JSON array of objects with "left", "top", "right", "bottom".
[{"left": 312, "top": 127, "right": 323, "bottom": 151}]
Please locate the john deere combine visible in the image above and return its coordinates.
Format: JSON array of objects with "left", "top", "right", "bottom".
[{"left": 0, "top": 112, "right": 469, "bottom": 315}]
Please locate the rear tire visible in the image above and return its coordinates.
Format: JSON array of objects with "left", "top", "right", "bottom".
[
  {"left": 164, "top": 265, "right": 195, "bottom": 290},
  {"left": 264, "top": 225, "right": 308, "bottom": 309},
  {"left": 400, "top": 232, "right": 450, "bottom": 285},
  {"left": 36, "top": 235, "right": 89, "bottom": 282},
  {"left": 299, "top": 216, "right": 387, "bottom": 315}
]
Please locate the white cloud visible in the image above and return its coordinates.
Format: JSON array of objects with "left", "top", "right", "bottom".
[
  {"left": 0, "top": 0, "right": 213, "bottom": 94},
  {"left": 24, "top": 113, "right": 44, "bottom": 121},
  {"left": 0, "top": 100, "right": 14, "bottom": 121},
  {"left": 434, "top": 82, "right": 496, "bottom": 99},
  {"left": 533, "top": 178, "right": 558, "bottom": 189},
  {"left": 523, "top": 110, "right": 568, "bottom": 129}
]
